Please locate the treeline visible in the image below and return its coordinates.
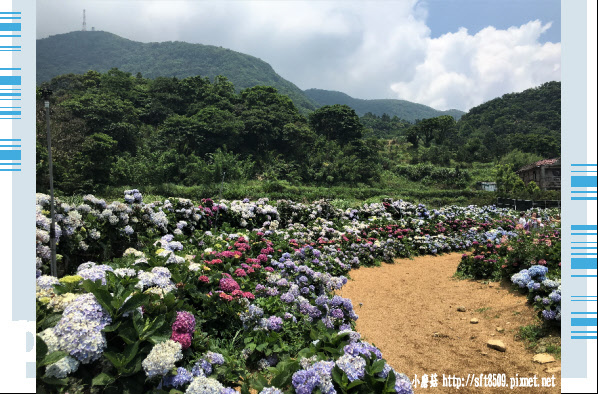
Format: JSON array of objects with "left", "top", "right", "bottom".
[
  {"left": 359, "top": 81, "right": 560, "bottom": 166},
  {"left": 36, "top": 69, "right": 381, "bottom": 193},
  {"left": 36, "top": 70, "right": 561, "bottom": 198}
]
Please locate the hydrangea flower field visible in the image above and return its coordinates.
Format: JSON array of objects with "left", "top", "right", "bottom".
[
  {"left": 457, "top": 224, "right": 561, "bottom": 323},
  {"left": 35, "top": 190, "right": 560, "bottom": 393}
]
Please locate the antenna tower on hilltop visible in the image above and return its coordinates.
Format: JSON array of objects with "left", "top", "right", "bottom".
[{"left": 82, "top": 9, "right": 87, "bottom": 31}]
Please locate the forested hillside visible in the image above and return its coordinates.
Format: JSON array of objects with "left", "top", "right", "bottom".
[
  {"left": 36, "top": 65, "right": 560, "bottom": 204},
  {"left": 305, "top": 88, "right": 464, "bottom": 122},
  {"left": 456, "top": 81, "right": 560, "bottom": 160},
  {"left": 36, "top": 31, "right": 318, "bottom": 113},
  {"left": 36, "top": 70, "right": 381, "bottom": 194},
  {"left": 38, "top": 31, "right": 463, "bottom": 119}
]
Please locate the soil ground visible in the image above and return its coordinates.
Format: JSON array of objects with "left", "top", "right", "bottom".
[{"left": 336, "top": 253, "right": 561, "bottom": 393}]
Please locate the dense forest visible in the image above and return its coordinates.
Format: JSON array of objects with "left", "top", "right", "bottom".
[
  {"left": 304, "top": 88, "right": 464, "bottom": 122},
  {"left": 36, "top": 67, "right": 560, "bottom": 202},
  {"left": 38, "top": 31, "right": 464, "bottom": 119},
  {"left": 37, "top": 31, "right": 318, "bottom": 113},
  {"left": 36, "top": 70, "right": 381, "bottom": 194}
]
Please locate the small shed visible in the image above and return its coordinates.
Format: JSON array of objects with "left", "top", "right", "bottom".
[
  {"left": 476, "top": 181, "right": 497, "bottom": 192},
  {"left": 516, "top": 158, "right": 561, "bottom": 190}
]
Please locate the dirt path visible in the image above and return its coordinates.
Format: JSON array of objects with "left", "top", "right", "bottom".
[{"left": 336, "top": 253, "right": 561, "bottom": 393}]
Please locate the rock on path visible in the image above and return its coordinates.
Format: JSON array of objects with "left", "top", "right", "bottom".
[{"left": 336, "top": 253, "right": 561, "bottom": 393}]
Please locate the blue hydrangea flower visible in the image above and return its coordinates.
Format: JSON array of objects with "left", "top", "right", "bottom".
[
  {"left": 292, "top": 369, "right": 319, "bottom": 394},
  {"left": 267, "top": 316, "right": 283, "bottom": 331},
  {"left": 259, "top": 387, "right": 284, "bottom": 394},
  {"left": 163, "top": 367, "right": 193, "bottom": 388},
  {"left": 53, "top": 293, "right": 112, "bottom": 364},
  {"left": 335, "top": 353, "right": 366, "bottom": 382},
  {"left": 205, "top": 351, "right": 225, "bottom": 366}
]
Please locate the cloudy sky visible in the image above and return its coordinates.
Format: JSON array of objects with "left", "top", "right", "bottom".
[{"left": 36, "top": 0, "right": 561, "bottom": 111}]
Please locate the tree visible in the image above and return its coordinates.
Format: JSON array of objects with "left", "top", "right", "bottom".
[
  {"left": 76, "top": 133, "right": 118, "bottom": 190},
  {"left": 496, "top": 164, "right": 525, "bottom": 194},
  {"left": 308, "top": 104, "right": 363, "bottom": 144}
]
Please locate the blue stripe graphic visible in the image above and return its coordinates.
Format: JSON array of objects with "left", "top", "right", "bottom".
[
  {"left": 0, "top": 23, "right": 20, "bottom": 31},
  {"left": 0, "top": 150, "right": 21, "bottom": 160},
  {"left": 572, "top": 318, "right": 598, "bottom": 326},
  {"left": 572, "top": 225, "right": 598, "bottom": 230},
  {"left": 572, "top": 176, "right": 598, "bottom": 187},
  {"left": 0, "top": 76, "right": 21, "bottom": 85}
]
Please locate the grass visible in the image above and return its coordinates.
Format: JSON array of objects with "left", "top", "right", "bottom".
[
  {"left": 517, "top": 323, "right": 561, "bottom": 359},
  {"left": 475, "top": 307, "right": 492, "bottom": 313},
  {"left": 51, "top": 180, "right": 500, "bottom": 208}
]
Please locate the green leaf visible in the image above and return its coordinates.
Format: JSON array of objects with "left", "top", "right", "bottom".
[
  {"left": 104, "top": 351, "right": 124, "bottom": 369},
  {"left": 123, "top": 341, "right": 140, "bottom": 365},
  {"left": 36, "top": 336, "right": 48, "bottom": 363},
  {"left": 41, "top": 377, "right": 69, "bottom": 386},
  {"left": 347, "top": 379, "right": 365, "bottom": 389},
  {"left": 132, "top": 310, "right": 144, "bottom": 336},
  {"left": 370, "top": 359, "right": 386, "bottom": 375},
  {"left": 119, "top": 326, "right": 139, "bottom": 344},
  {"left": 270, "top": 370, "right": 290, "bottom": 388},
  {"left": 254, "top": 374, "right": 268, "bottom": 391},
  {"left": 384, "top": 370, "right": 396, "bottom": 392},
  {"left": 120, "top": 293, "right": 149, "bottom": 315},
  {"left": 148, "top": 333, "right": 171, "bottom": 345},
  {"left": 323, "top": 346, "right": 338, "bottom": 354},
  {"left": 103, "top": 321, "right": 122, "bottom": 333},
  {"left": 81, "top": 280, "right": 115, "bottom": 316},
  {"left": 310, "top": 329, "right": 318, "bottom": 341},
  {"left": 41, "top": 351, "right": 68, "bottom": 367},
  {"left": 331, "top": 366, "right": 343, "bottom": 386},
  {"left": 92, "top": 372, "right": 116, "bottom": 386},
  {"left": 142, "top": 314, "right": 166, "bottom": 339}
]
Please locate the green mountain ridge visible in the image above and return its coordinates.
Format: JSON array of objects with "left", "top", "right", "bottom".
[
  {"left": 304, "top": 88, "right": 465, "bottom": 122},
  {"left": 37, "top": 31, "right": 461, "bottom": 120},
  {"left": 36, "top": 31, "right": 318, "bottom": 113}
]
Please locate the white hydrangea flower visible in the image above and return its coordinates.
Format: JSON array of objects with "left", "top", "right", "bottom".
[
  {"left": 142, "top": 340, "right": 183, "bottom": 378},
  {"left": 185, "top": 376, "right": 224, "bottom": 394}
]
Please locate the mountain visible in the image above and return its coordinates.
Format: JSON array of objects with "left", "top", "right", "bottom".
[
  {"left": 36, "top": 31, "right": 318, "bottom": 113},
  {"left": 304, "top": 89, "right": 465, "bottom": 122},
  {"left": 37, "top": 30, "right": 463, "bottom": 120},
  {"left": 455, "top": 81, "right": 561, "bottom": 160}
]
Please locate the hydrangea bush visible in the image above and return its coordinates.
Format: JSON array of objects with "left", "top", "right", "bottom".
[{"left": 36, "top": 190, "right": 556, "bottom": 393}]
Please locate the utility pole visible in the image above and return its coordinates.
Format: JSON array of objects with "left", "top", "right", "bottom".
[{"left": 41, "top": 89, "right": 57, "bottom": 277}]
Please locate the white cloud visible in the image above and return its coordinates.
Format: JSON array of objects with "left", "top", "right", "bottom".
[
  {"left": 36, "top": 1, "right": 561, "bottom": 111},
  {"left": 390, "top": 20, "right": 561, "bottom": 110}
]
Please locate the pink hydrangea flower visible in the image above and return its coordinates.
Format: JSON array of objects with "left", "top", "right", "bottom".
[
  {"left": 234, "top": 268, "right": 247, "bottom": 277},
  {"left": 220, "top": 277, "right": 240, "bottom": 292},
  {"left": 172, "top": 311, "right": 196, "bottom": 334},
  {"left": 198, "top": 275, "right": 210, "bottom": 283},
  {"left": 171, "top": 331, "right": 192, "bottom": 350}
]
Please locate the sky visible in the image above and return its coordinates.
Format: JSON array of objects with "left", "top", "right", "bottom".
[{"left": 36, "top": 0, "right": 561, "bottom": 112}]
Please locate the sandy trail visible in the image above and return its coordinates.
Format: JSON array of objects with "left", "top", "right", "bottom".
[{"left": 336, "top": 253, "right": 561, "bottom": 393}]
